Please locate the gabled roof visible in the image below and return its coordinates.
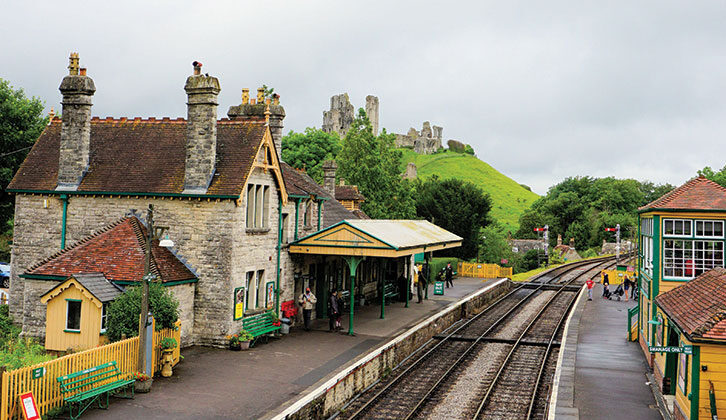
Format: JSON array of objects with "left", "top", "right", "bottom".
[
  {"left": 289, "top": 219, "right": 462, "bottom": 258},
  {"left": 280, "top": 162, "right": 358, "bottom": 228},
  {"left": 655, "top": 267, "right": 726, "bottom": 341},
  {"left": 639, "top": 176, "right": 726, "bottom": 212},
  {"left": 7, "top": 117, "right": 269, "bottom": 198},
  {"left": 335, "top": 185, "right": 365, "bottom": 202},
  {"left": 41, "top": 273, "right": 122, "bottom": 305},
  {"left": 24, "top": 216, "right": 197, "bottom": 284}
]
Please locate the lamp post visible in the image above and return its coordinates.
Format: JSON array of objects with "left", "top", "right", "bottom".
[{"left": 137, "top": 204, "right": 173, "bottom": 375}]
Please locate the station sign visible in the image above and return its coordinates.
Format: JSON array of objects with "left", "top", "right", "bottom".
[
  {"left": 31, "top": 367, "right": 45, "bottom": 379},
  {"left": 434, "top": 281, "right": 445, "bottom": 295},
  {"left": 648, "top": 345, "right": 692, "bottom": 355}
]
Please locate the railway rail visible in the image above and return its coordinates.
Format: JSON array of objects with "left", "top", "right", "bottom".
[{"left": 337, "top": 256, "right": 630, "bottom": 420}]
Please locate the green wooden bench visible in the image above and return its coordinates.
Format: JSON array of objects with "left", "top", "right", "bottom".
[
  {"left": 383, "top": 282, "right": 398, "bottom": 303},
  {"left": 57, "top": 361, "right": 135, "bottom": 420},
  {"left": 243, "top": 310, "right": 281, "bottom": 345}
]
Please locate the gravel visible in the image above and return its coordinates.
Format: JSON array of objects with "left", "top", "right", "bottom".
[{"left": 493, "top": 291, "right": 555, "bottom": 339}]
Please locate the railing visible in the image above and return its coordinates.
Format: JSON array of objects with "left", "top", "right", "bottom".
[
  {"left": 0, "top": 320, "right": 181, "bottom": 420},
  {"left": 457, "top": 262, "right": 513, "bottom": 279},
  {"left": 627, "top": 306, "right": 639, "bottom": 342}
]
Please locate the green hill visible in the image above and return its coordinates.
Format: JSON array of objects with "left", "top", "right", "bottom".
[{"left": 399, "top": 149, "right": 538, "bottom": 233}]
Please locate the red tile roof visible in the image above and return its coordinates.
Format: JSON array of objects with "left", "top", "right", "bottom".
[
  {"left": 25, "top": 216, "right": 196, "bottom": 284},
  {"left": 655, "top": 267, "right": 726, "bottom": 341},
  {"left": 639, "top": 176, "right": 726, "bottom": 212},
  {"left": 335, "top": 185, "right": 365, "bottom": 202},
  {"left": 7, "top": 117, "right": 266, "bottom": 197}
]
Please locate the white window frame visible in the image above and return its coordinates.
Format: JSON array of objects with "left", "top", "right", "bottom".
[
  {"left": 246, "top": 185, "right": 256, "bottom": 229},
  {"left": 100, "top": 303, "right": 108, "bottom": 333},
  {"left": 695, "top": 220, "right": 724, "bottom": 239},
  {"left": 663, "top": 239, "right": 724, "bottom": 280},
  {"left": 256, "top": 270, "right": 265, "bottom": 309},
  {"left": 641, "top": 235, "right": 653, "bottom": 276},
  {"left": 66, "top": 300, "right": 82, "bottom": 332},
  {"left": 663, "top": 219, "right": 693, "bottom": 238},
  {"left": 641, "top": 218, "right": 654, "bottom": 237},
  {"left": 245, "top": 271, "right": 254, "bottom": 310}
]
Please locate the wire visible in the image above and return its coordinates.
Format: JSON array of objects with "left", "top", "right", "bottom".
[{"left": 0, "top": 146, "right": 33, "bottom": 158}]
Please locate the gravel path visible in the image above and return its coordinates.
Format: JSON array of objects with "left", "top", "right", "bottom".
[
  {"left": 493, "top": 290, "right": 555, "bottom": 339},
  {"left": 423, "top": 342, "right": 509, "bottom": 420}
]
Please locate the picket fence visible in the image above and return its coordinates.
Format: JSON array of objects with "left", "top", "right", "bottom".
[
  {"left": 0, "top": 320, "right": 181, "bottom": 420},
  {"left": 457, "top": 262, "right": 513, "bottom": 279}
]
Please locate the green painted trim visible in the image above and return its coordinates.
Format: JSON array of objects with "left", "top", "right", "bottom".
[
  {"left": 293, "top": 244, "right": 393, "bottom": 250},
  {"left": 275, "top": 195, "right": 282, "bottom": 316},
  {"left": 317, "top": 200, "right": 322, "bottom": 231},
  {"left": 233, "top": 286, "right": 245, "bottom": 321},
  {"left": 60, "top": 194, "right": 69, "bottom": 249},
  {"left": 65, "top": 298, "right": 82, "bottom": 302},
  {"left": 294, "top": 199, "right": 300, "bottom": 241},
  {"left": 652, "top": 215, "right": 661, "bottom": 346},
  {"left": 291, "top": 220, "right": 399, "bottom": 250},
  {"left": 20, "top": 274, "right": 67, "bottom": 281},
  {"left": 343, "top": 256, "right": 364, "bottom": 336},
  {"left": 288, "top": 194, "right": 311, "bottom": 199},
  {"left": 112, "top": 278, "right": 197, "bottom": 286},
  {"left": 638, "top": 207, "right": 726, "bottom": 214},
  {"left": 63, "top": 329, "right": 81, "bottom": 334},
  {"left": 8, "top": 188, "right": 238, "bottom": 200},
  {"left": 690, "top": 345, "right": 700, "bottom": 420}
]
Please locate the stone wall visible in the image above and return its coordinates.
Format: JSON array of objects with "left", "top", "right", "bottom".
[
  {"left": 365, "top": 95, "right": 379, "bottom": 136},
  {"left": 168, "top": 282, "right": 195, "bottom": 346},
  {"left": 322, "top": 94, "right": 355, "bottom": 138},
  {"left": 283, "top": 279, "right": 513, "bottom": 419}
]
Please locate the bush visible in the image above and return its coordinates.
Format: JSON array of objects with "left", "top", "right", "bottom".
[
  {"left": 464, "top": 144, "right": 475, "bottom": 155},
  {"left": 429, "top": 257, "right": 459, "bottom": 279},
  {"left": 106, "top": 281, "right": 179, "bottom": 342},
  {"left": 0, "top": 337, "right": 54, "bottom": 370},
  {"left": 516, "top": 249, "right": 541, "bottom": 273},
  {"left": 0, "top": 305, "right": 20, "bottom": 346}
]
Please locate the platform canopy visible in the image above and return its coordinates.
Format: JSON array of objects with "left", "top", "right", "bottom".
[{"left": 288, "top": 219, "right": 462, "bottom": 257}]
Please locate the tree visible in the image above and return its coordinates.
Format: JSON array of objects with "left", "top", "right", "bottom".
[
  {"left": 414, "top": 175, "right": 492, "bottom": 259},
  {"left": 281, "top": 128, "right": 341, "bottom": 183},
  {"left": 105, "top": 281, "right": 179, "bottom": 342},
  {"left": 478, "top": 224, "right": 513, "bottom": 265},
  {"left": 337, "top": 109, "right": 416, "bottom": 219},
  {"left": 698, "top": 165, "right": 726, "bottom": 188},
  {"left": 0, "top": 79, "right": 47, "bottom": 259}
]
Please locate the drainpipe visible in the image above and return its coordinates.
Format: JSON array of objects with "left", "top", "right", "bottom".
[
  {"left": 60, "top": 194, "right": 69, "bottom": 249},
  {"left": 294, "top": 199, "right": 300, "bottom": 241},
  {"left": 275, "top": 196, "right": 282, "bottom": 316},
  {"left": 317, "top": 200, "right": 322, "bottom": 231}
]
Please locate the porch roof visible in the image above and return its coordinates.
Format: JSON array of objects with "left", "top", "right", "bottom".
[{"left": 288, "top": 219, "right": 462, "bottom": 258}]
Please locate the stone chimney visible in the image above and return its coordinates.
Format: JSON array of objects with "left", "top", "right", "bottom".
[
  {"left": 557, "top": 234, "right": 562, "bottom": 246},
  {"left": 569, "top": 237, "right": 575, "bottom": 248},
  {"left": 57, "top": 53, "right": 95, "bottom": 191},
  {"left": 322, "top": 160, "right": 337, "bottom": 196},
  {"left": 228, "top": 89, "right": 285, "bottom": 158},
  {"left": 183, "top": 61, "right": 220, "bottom": 194}
]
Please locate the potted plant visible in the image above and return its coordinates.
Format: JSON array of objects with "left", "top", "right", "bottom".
[
  {"left": 238, "top": 329, "right": 254, "bottom": 350},
  {"left": 133, "top": 372, "right": 152, "bottom": 393},
  {"left": 159, "top": 337, "right": 177, "bottom": 377},
  {"left": 226, "top": 333, "right": 242, "bottom": 351}
]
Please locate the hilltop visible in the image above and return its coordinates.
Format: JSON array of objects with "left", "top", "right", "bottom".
[{"left": 399, "top": 149, "right": 538, "bottom": 233}]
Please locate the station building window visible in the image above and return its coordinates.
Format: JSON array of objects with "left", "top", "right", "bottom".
[
  {"left": 663, "top": 219, "right": 692, "bottom": 237},
  {"left": 246, "top": 184, "right": 270, "bottom": 229},
  {"left": 695, "top": 220, "right": 724, "bottom": 238},
  {"left": 663, "top": 240, "right": 723, "bottom": 279},
  {"left": 66, "top": 299, "right": 81, "bottom": 332}
]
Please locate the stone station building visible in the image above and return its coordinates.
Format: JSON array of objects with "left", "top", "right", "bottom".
[{"left": 7, "top": 56, "right": 460, "bottom": 348}]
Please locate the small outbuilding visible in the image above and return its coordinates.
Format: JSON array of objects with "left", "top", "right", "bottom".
[{"left": 40, "top": 273, "right": 122, "bottom": 351}]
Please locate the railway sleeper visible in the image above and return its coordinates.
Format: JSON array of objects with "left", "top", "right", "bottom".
[
  {"left": 519, "top": 282, "right": 582, "bottom": 292},
  {"left": 431, "top": 335, "right": 560, "bottom": 347}
]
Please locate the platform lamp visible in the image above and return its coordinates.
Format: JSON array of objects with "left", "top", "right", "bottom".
[{"left": 138, "top": 204, "right": 174, "bottom": 375}]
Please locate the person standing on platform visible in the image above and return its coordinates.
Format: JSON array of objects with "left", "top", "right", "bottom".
[
  {"left": 328, "top": 289, "right": 340, "bottom": 332},
  {"left": 414, "top": 264, "right": 423, "bottom": 303},
  {"left": 298, "top": 287, "right": 317, "bottom": 331},
  {"left": 335, "top": 291, "right": 343, "bottom": 330},
  {"left": 445, "top": 263, "right": 454, "bottom": 288},
  {"left": 623, "top": 275, "right": 631, "bottom": 302},
  {"left": 586, "top": 277, "right": 594, "bottom": 300},
  {"left": 602, "top": 272, "right": 610, "bottom": 298}
]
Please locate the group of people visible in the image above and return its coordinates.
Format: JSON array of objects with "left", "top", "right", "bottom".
[{"left": 585, "top": 272, "right": 638, "bottom": 301}]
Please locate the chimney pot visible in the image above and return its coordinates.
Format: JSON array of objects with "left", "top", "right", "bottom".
[
  {"left": 257, "top": 88, "right": 264, "bottom": 103},
  {"left": 192, "top": 60, "right": 202, "bottom": 75},
  {"left": 242, "top": 88, "right": 249, "bottom": 105},
  {"left": 79, "top": 68, "right": 87, "bottom": 76},
  {"left": 322, "top": 160, "right": 338, "bottom": 196},
  {"left": 251, "top": 98, "right": 256, "bottom": 105}
]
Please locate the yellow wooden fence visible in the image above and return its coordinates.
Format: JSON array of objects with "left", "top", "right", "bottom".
[
  {"left": 0, "top": 320, "right": 181, "bottom": 420},
  {"left": 457, "top": 262, "right": 513, "bottom": 279}
]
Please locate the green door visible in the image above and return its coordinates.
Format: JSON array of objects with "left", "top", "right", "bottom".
[{"left": 664, "top": 326, "right": 679, "bottom": 395}]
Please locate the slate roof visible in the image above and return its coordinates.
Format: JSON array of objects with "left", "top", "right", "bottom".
[
  {"left": 335, "top": 185, "right": 365, "bottom": 202},
  {"left": 68, "top": 273, "right": 123, "bottom": 302},
  {"left": 25, "top": 216, "right": 197, "bottom": 284},
  {"left": 280, "top": 162, "right": 360, "bottom": 228},
  {"left": 7, "top": 117, "right": 266, "bottom": 197},
  {"left": 655, "top": 267, "right": 726, "bottom": 341},
  {"left": 639, "top": 175, "right": 726, "bottom": 212}
]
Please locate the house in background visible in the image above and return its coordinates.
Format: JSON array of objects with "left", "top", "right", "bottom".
[{"left": 40, "top": 273, "right": 122, "bottom": 351}]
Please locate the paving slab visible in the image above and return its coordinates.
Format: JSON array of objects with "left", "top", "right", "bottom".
[{"left": 81, "top": 277, "right": 495, "bottom": 420}]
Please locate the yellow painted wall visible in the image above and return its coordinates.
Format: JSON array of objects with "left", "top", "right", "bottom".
[
  {"left": 696, "top": 343, "right": 726, "bottom": 419},
  {"left": 660, "top": 280, "right": 689, "bottom": 294},
  {"left": 674, "top": 334, "right": 692, "bottom": 419},
  {"left": 44, "top": 282, "right": 103, "bottom": 352}
]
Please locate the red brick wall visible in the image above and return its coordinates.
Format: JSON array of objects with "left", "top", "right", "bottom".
[{"left": 639, "top": 333, "right": 654, "bottom": 367}]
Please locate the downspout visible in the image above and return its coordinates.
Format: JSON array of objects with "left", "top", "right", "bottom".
[
  {"left": 60, "top": 194, "right": 69, "bottom": 249},
  {"left": 294, "top": 198, "right": 300, "bottom": 241},
  {"left": 317, "top": 200, "right": 322, "bottom": 231},
  {"left": 275, "top": 196, "right": 282, "bottom": 316}
]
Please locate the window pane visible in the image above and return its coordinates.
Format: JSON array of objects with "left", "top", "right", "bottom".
[
  {"left": 246, "top": 185, "right": 255, "bottom": 228},
  {"left": 696, "top": 221, "right": 704, "bottom": 237},
  {"left": 665, "top": 220, "right": 673, "bottom": 235},
  {"left": 716, "top": 222, "right": 723, "bottom": 237},
  {"left": 67, "top": 301, "right": 81, "bottom": 330},
  {"left": 683, "top": 221, "right": 692, "bottom": 236}
]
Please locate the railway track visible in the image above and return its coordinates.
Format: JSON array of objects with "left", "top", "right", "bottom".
[{"left": 336, "top": 256, "right": 624, "bottom": 420}]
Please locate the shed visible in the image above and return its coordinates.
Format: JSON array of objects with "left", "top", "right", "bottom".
[{"left": 40, "top": 273, "right": 122, "bottom": 351}]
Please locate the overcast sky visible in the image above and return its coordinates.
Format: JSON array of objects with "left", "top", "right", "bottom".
[{"left": 3, "top": 1, "right": 725, "bottom": 194}]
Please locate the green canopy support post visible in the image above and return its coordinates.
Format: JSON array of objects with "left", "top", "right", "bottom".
[
  {"left": 344, "top": 256, "right": 363, "bottom": 336},
  {"left": 294, "top": 199, "right": 300, "bottom": 241},
  {"left": 380, "top": 277, "right": 385, "bottom": 319},
  {"left": 405, "top": 257, "right": 410, "bottom": 308},
  {"left": 424, "top": 252, "right": 430, "bottom": 300}
]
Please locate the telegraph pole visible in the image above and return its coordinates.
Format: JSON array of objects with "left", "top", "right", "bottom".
[{"left": 138, "top": 205, "right": 154, "bottom": 374}]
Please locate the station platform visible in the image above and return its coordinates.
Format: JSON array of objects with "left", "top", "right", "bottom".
[
  {"left": 82, "top": 277, "right": 498, "bottom": 420},
  {"left": 551, "top": 282, "right": 663, "bottom": 420}
]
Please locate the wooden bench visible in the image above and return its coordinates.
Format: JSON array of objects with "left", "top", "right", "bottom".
[
  {"left": 243, "top": 311, "right": 281, "bottom": 345},
  {"left": 57, "top": 361, "right": 135, "bottom": 420},
  {"left": 383, "top": 282, "right": 398, "bottom": 303}
]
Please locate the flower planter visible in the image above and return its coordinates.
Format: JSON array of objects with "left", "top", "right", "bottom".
[
  {"left": 161, "top": 349, "right": 174, "bottom": 377},
  {"left": 280, "top": 323, "right": 290, "bottom": 334},
  {"left": 135, "top": 378, "right": 153, "bottom": 393},
  {"left": 229, "top": 342, "right": 242, "bottom": 351},
  {"left": 240, "top": 340, "right": 251, "bottom": 350}
]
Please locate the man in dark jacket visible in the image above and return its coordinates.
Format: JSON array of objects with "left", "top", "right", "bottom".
[
  {"left": 445, "top": 263, "right": 454, "bottom": 288},
  {"left": 328, "top": 289, "right": 340, "bottom": 332}
]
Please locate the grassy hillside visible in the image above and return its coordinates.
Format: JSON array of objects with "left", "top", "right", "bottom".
[{"left": 399, "top": 149, "right": 538, "bottom": 233}]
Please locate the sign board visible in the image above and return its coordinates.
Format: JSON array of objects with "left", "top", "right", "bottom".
[
  {"left": 265, "top": 281, "right": 275, "bottom": 309},
  {"left": 31, "top": 367, "right": 45, "bottom": 379},
  {"left": 233, "top": 287, "right": 245, "bottom": 320},
  {"left": 434, "top": 281, "right": 445, "bottom": 295},
  {"left": 649, "top": 345, "right": 693, "bottom": 355},
  {"left": 19, "top": 392, "right": 40, "bottom": 420}
]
